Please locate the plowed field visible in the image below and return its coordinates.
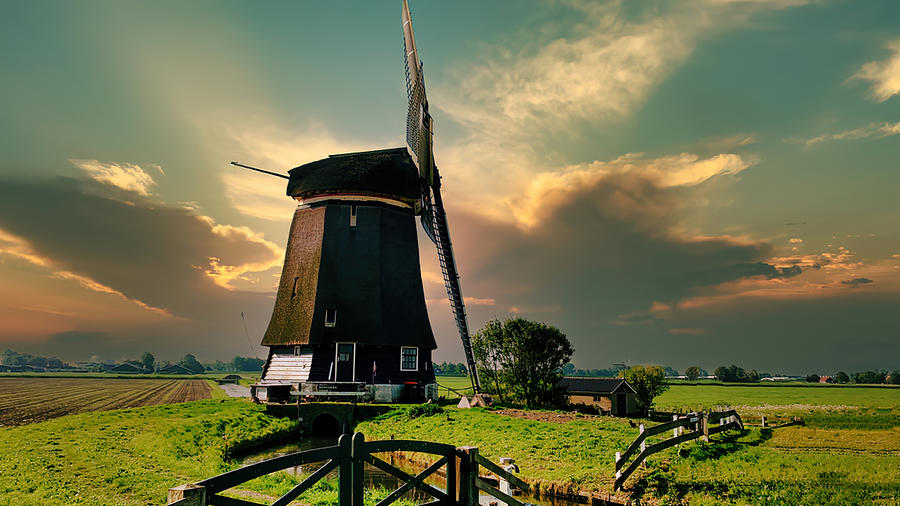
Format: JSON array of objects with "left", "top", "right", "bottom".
[{"left": 0, "top": 377, "right": 211, "bottom": 426}]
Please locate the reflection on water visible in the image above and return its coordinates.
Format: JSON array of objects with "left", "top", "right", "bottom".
[{"left": 236, "top": 437, "right": 588, "bottom": 505}]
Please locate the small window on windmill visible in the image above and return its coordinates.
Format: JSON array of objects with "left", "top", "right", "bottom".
[
  {"left": 400, "top": 346, "right": 418, "bottom": 371},
  {"left": 349, "top": 205, "right": 357, "bottom": 227},
  {"left": 324, "top": 308, "right": 337, "bottom": 327},
  {"left": 291, "top": 277, "right": 299, "bottom": 299}
]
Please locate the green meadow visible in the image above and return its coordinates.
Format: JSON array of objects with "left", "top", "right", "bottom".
[{"left": 1, "top": 378, "right": 897, "bottom": 504}]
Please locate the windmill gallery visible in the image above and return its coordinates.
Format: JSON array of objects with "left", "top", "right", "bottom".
[{"left": 244, "top": 1, "right": 489, "bottom": 408}]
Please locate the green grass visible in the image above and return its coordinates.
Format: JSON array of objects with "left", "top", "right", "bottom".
[
  {"left": 358, "top": 406, "right": 900, "bottom": 504},
  {"left": 433, "top": 375, "right": 474, "bottom": 398},
  {"left": 655, "top": 384, "right": 900, "bottom": 429}
]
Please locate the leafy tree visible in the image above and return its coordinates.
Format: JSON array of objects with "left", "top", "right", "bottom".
[
  {"left": 180, "top": 354, "right": 204, "bottom": 374},
  {"left": 140, "top": 352, "right": 155, "bottom": 372},
  {"left": 230, "top": 356, "right": 265, "bottom": 372},
  {"left": 620, "top": 365, "right": 669, "bottom": 415},
  {"left": 663, "top": 366, "right": 680, "bottom": 377},
  {"left": 685, "top": 366, "right": 702, "bottom": 381},
  {"left": 561, "top": 363, "right": 576, "bottom": 376},
  {"left": 834, "top": 371, "right": 850, "bottom": 384},
  {"left": 805, "top": 374, "right": 820, "bottom": 383},
  {"left": 889, "top": 371, "right": 900, "bottom": 385},
  {"left": 472, "top": 318, "right": 573, "bottom": 406},
  {"left": 2, "top": 349, "right": 23, "bottom": 366},
  {"left": 714, "top": 364, "right": 756, "bottom": 383},
  {"left": 852, "top": 370, "right": 886, "bottom": 384}
]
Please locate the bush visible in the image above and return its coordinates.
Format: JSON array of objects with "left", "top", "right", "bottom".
[{"left": 407, "top": 403, "right": 443, "bottom": 419}]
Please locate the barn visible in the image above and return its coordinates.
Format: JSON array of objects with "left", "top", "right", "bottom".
[{"left": 558, "top": 377, "right": 639, "bottom": 416}]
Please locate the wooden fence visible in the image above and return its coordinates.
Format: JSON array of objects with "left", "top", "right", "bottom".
[
  {"left": 614, "top": 410, "right": 743, "bottom": 490},
  {"left": 167, "top": 432, "right": 528, "bottom": 506}
]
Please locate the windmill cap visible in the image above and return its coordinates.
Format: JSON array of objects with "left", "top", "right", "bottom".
[{"left": 286, "top": 147, "right": 421, "bottom": 204}]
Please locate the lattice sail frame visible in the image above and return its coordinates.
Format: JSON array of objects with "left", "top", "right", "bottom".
[{"left": 402, "top": 0, "right": 481, "bottom": 393}]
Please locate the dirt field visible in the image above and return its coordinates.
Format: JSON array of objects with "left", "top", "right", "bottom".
[{"left": 0, "top": 377, "right": 211, "bottom": 426}]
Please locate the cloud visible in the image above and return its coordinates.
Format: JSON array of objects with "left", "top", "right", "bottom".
[
  {"left": 432, "top": 0, "right": 799, "bottom": 219},
  {"left": 853, "top": 39, "right": 900, "bottom": 102},
  {"left": 70, "top": 159, "right": 158, "bottom": 195},
  {"left": 803, "top": 119, "right": 900, "bottom": 145},
  {"left": 841, "top": 277, "right": 873, "bottom": 287},
  {"left": 0, "top": 173, "right": 281, "bottom": 323},
  {"left": 222, "top": 123, "right": 375, "bottom": 221}
]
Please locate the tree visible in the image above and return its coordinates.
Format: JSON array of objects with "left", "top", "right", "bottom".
[
  {"left": 620, "top": 365, "right": 669, "bottom": 416},
  {"left": 834, "top": 371, "right": 850, "bottom": 384},
  {"left": 685, "top": 366, "right": 702, "bottom": 381},
  {"left": 714, "top": 364, "right": 754, "bottom": 382},
  {"left": 180, "top": 354, "right": 204, "bottom": 374},
  {"left": 889, "top": 371, "right": 900, "bottom": 385},
  {"left": 805, "top": 374, "right": 820, "bottom": 383},
  {"left": 472, "top": 318, "right": 574, "bottom": 406},
  {"left": 140, "top": 352, "right": 155, "bottom": 372}
]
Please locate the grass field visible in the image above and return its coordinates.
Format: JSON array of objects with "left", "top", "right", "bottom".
[
  {"left": 0, "top": 398, "right": 421, "bottom": 505},
  {"left": 385, "top": 378, "right": 900, "bottom": 502},
  {"left": 0, "top": 377, "right": 213, "bottom": 426},
  {"left": 357, "top": 405, "right": 900, "bottom": 504}
]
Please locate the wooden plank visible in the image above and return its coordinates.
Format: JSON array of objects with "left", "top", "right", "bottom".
[
  {"left": 642, "top": 417, "right": 694, "bottom": 438},
  {"left": 475, "top": 477, "right": 526, "bottom": 506},
  {"left": 363, "top": 439, "right": 457, "bottom": 456},
  {"left": 474, "top": 454, "right": 529, "bottom": 492},
  {"left": 271, "top": 459, "right": 337, "bottom": 506},
  {"left": 198, "top": 446, "right": 340, "bottom": 493}
]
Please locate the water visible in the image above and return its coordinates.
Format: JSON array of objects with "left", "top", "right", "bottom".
[{"left": 236, "top": 437, "right": 587, "bottom": 505}]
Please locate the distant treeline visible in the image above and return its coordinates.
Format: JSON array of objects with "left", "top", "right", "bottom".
[
  {"left": 1, "top": 349, "right": 264, "bottom": 374},
  {"left": 433, "top": 361, "right": 467, "bottom": 376},
  {"left": 806, "top": 370, "right": 900, "bottom": 385},
  {"left": 2, "top": 349, "right": 66, "bottom": 369}
]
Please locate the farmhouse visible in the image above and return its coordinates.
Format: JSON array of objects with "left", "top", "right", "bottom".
[
  {"left": 158, "top": 364, "right": 194, "bottom": 375},
  {"left": 558, "top": 377, "right": 639, "bottom": 416},
  {"left": 109, "top": 363, "right": 145, "bottom": 374}
]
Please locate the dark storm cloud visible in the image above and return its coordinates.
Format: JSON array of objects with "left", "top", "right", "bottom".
[
  {"left": 0, "top": 175, "right": 275, "bottom": 319},
  {"left": 434, "top": 171, "right": 894, "bottom": 372},
  {"left": 0, "top": 174, "right": 278, "bottom": 359},
  {"left": 450, "top": 173, "right": 778, "bottom": 323},
  {"left": 841, "top": 277, "right": 873, "bottom": 287}
]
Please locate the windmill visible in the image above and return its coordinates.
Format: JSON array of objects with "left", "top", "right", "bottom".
[
  {"left": 237, "top": 1, "right": 486, "bottom": 405},
  {"left": 402, "top": 0, "right": 483, "bottom": 397}
]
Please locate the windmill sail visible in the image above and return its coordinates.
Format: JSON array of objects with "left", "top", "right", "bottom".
[
  {"left": 430, "top": 170, "right": 481, "bottom": 393},
  {"left": 402, "top": 0, "right": 481, "bottom": 394}
]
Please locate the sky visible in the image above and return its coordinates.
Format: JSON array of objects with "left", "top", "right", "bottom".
[{"left": 1, "top": 0, "right": 899, "bottom": 374}]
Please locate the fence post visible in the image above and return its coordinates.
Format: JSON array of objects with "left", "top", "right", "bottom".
[
  {"left": 457, "top": 446, "right": 479, "bottom": 505},
  {"left": 639, "top": 424, "right": 646, "bottom": 453},
  {"left": 338, "top": 433, "right": 352, "bottom": 506},
  {"left": 761, "top": 415, "right": 766, "bottom": 428},
  {"left": 702, "top": 412, "right": 709, "bottom": 443},
  {"left": 350, "top": 432, "right": 365, "bottom": 506},
  {"left": 167, "top": 484, "right": 205, "bottom": 506}
]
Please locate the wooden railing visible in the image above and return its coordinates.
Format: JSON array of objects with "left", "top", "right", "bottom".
[
  {"left": 614, "top": 410, "right": 743, "bottom": 490},
  {"left": 167, "top": 432, "right": 527, "bottom": 506}
]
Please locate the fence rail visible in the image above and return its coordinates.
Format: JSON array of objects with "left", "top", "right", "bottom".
[
  {"left": 167, "top": 432, "right": 527, "bottom": 506},
  {"left": 614, "top": 410, "right": 743, "bottom": 490}
]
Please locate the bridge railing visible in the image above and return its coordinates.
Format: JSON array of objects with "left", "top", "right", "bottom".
[{"left": 167, "top": 432, "right": 527, "bottom": 506}]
